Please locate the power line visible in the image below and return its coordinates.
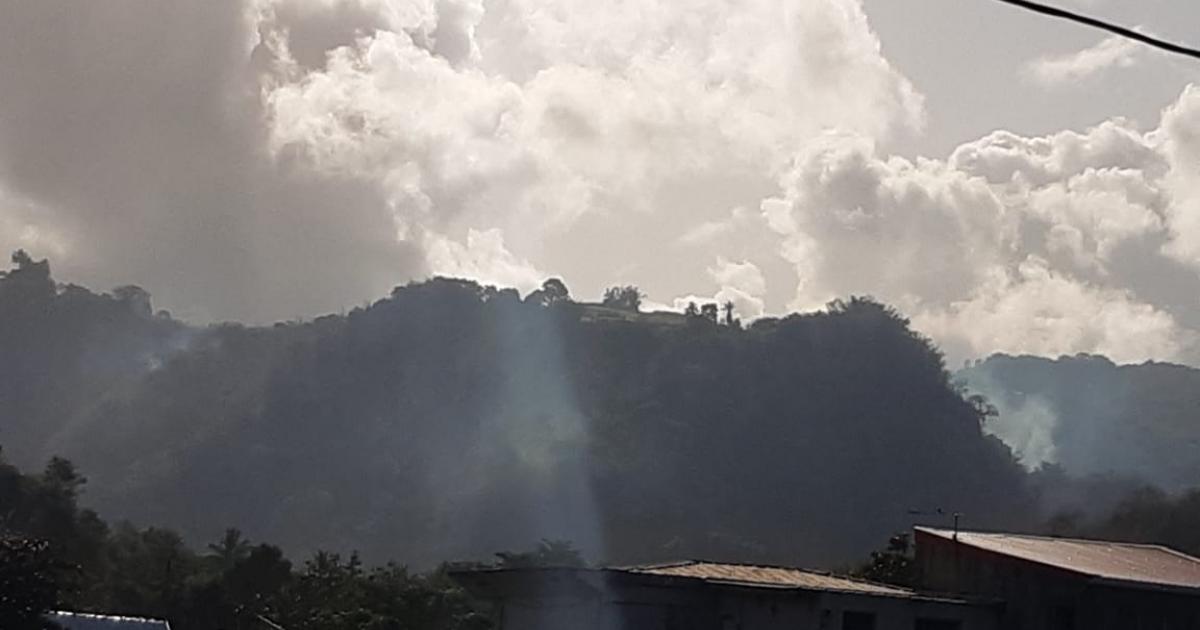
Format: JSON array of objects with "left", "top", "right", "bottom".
[{"left": 990, "top": 0, "right": 1200, "bottom": 61}]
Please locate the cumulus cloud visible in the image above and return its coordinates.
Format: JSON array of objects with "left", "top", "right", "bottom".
[
  {"left": 0, "top": 0, "right": 922, "bottom": 323},
  {"left": 916, "top": 257, "right": 1188, "bottom": 365},
  {"left": 658, "top": 257, "right": 767, "bottom": 321},
  {"left": 426, "top": 228, "right": 545, "bottom": 294},
  {"left": 762, "top": 86, "right": 1200, "bottom": 364},
  {"left": 1024, "top": 35, "right": 1142, "bottom": 86},
  {"left": 4, "top": 0, "right": 1199, "bottom": 368},
  {"left": 709, "top": 257, "right": 767, "bottom": 320},
  {"left": 263, "top": 0, "right": 925, "bottom": 306}
]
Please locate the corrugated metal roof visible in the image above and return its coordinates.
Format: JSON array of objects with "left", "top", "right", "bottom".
[
  {"left": 624, "top": 561, "right": 914, "bottom": 597},
  {"left": 48, "top": 611, "right": 171, "bottom": 630},
  {"left": 917, "top": 527, "right": 1200, "bottom": 591}
]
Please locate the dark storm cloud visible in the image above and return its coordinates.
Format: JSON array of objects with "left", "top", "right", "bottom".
[{"left": 0, "top": 0, "right": 422, "bottom": 322}]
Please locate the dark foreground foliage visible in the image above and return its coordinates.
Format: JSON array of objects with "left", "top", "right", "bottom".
[{"left": 0, "top": 452, "right": 491, "bottom": 630}]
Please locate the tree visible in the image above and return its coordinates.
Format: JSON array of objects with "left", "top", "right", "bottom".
[
  {"left": 41, "top": 458, "right": 85, "bottom": 501},
  {"left": 722, "top": 301, "right": 739, "bottom": 328},
  {"left": 2, "top": 250, "right": 55, "bottom": 303},
  {"left": 853, "top": 533, "right": 914, "bottom": 587},
  {"left": 602, "top": 286, "right": 643, "bottom": 312},
  {"left": 494, "top": 540, "right": 585, "bottom": 569},
  {"left": 206, "top": 528, "right": 251, "bottom": 572},
  {"left": 525, "top": 278, "right": 571, "bottom": 306},
  {"left": 699, "top": 303, "right": 718, "bottom": 323},
  {"left": 0, "top": 536, "right": 60, "bottom": 629},
  {"left": 112, "top": 286, "right": 153, "bottom": 317}
]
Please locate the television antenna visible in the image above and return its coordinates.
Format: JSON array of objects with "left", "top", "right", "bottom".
[{"left": 907, "top": 508, "right": 963, "bottom": 541}]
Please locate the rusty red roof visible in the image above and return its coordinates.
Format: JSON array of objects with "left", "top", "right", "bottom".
[
  {"left": 624, "top": 561, "right": 914, "bottom": 597},
  {"left": 917, "top": 527, "right": 1200, "bottom": 591}
]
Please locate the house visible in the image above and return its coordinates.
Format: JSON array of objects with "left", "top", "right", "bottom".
[
  {"left": 46, "top": 611, "right": 172, "bottom": 630},
  {"left": 914, "top": 527, "right": 1200, "bottom": 630},
  {"left": 452, "top": 560, "right": 1001, "bottom": 630}
]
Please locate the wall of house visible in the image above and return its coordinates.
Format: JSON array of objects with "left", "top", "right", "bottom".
[
  {"left": 493, "top": 583, "right": 997, "bottom": 630},
  {"left": 914, "top": 532, "right": 1200, "bottom": 630},
  {"left": 817, "top": 592, "right": 998, "bottom": 630},
  {"left": 496, "top": 583, "right": 722, "bottom": 630},
  {"left": 916, "top": 533, "right": 1080, "bottom": 630},
  {"left": 1075, "top": 585, "right": 1200, "bottom": 630},
  {"left": 716, "top": 588, "right": 822, "bottom": 629}
]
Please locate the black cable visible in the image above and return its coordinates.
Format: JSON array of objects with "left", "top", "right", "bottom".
[{"left": 991, "top": 0, "right": 1200, "bottom": 61}]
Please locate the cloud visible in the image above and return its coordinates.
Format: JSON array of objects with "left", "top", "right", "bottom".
[
  {"left": 1024, "top": 35, "right": 1141, "bottom": 86},
  {"left": 259, "top": 0, "right": 926, "bottom": 302},
  {"left": 426, "top": 228, "right": 545, "bottom": 294},
  {"left": 709, "top": 257, "right": 767, "bottom": 320},
  {"left": 762, "top": 87, "right": 1200, "bottom": 364},
  {"left": 676, "top": 206, "right": 757, "bottom": 247},
  {"left": 658, "top": 257, "right": 767, "bottom": 321},
  {"left": 0, "top": 0, "right": 923, "bottom": 323},
  {"left": 915, "top": 257, "right": 1189, "bottom": 365},
  {"left": 1159, "top": 85, "right": 1200, "bottom": 267},
  {"left": 0, "top": 0, "right": 424, "bottom": 322},
  {"left": 5, "top": 0, "right": 1198, "bottom": 368}
]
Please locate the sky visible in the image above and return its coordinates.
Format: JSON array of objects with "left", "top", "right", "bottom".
[{"left": 1, "top": 0, "right": 1199, "bottom": 366}]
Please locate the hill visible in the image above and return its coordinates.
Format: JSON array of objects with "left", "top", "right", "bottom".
[
  {"left": 959, "top": 354, "right": 1200, "bottom": 491},
  {"left": 0, "top": 252, "right": 1032, "bottom": 568}
]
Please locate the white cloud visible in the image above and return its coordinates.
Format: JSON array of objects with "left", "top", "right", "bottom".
[
  {"left": 915, "top": 257, "right": 1190, "bottom": 365},
  {"left": 425, "top": 228, "right": 545, "bottom": 294},
  {"left": 4, "top": 0, "right": 1200, "bottom": 369},
  {"left": 658, "top": 258, "right": 767, "bottom": 321},
  {"left": 709, "top": 257, "right": 767, "bottom": 320},
  {"left": 1159, "top": 86, "right": 1200, "bottom": 268},
  {"left": 0, "top": 0, "right": 921, "bottom": 322},
  {"left": 763, "top": 86, "right": 1200, "bottom": 365},
  {"left": 1024, "top": 35, "right": 1141, "bottom": 86},
  {"left": 263, "top": 0, "right": 925, "bottom": 303}
]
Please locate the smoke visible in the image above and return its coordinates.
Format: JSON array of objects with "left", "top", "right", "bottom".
[{"left": 960, "top": 367, "right": 1059, "bottom": 470}]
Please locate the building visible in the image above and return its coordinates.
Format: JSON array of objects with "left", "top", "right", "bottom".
[
  {"left": 915, "top": 527, "right": 1200, "bottom": 630},
  {"left": 453, "top": 560, "right": 1001, "bottom": 630},
  {"left": 47, "top": 611, "right": 172, "bottom": 630}
]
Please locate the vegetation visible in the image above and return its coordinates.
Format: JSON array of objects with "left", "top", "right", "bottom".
[
  {"left": 5, "top": 251, "right": 1200, "bottom": 624},
  {"left": 960, "top": 354, "right": 1200, "bottom": 491},
  {"left": 0, "top": 252, "right": 1036, "bottom": 570},
  {"left": 0, "top": 450, "right": 497, "bottom": 629},
  {"left": 853, "top": 533, "right": 914, "bottom": 587},
  {"left": 601, "top": 285, "right": 643, "bottom": 311},
  {"left": 1046, "top": 486, "right": 1200, "bottom": 557}
]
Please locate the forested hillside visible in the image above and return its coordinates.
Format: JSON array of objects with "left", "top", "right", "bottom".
[
  {"left": 960, "top": 354, "right": 1200, "bottom": 491},
  {"left": 0, "top": 453, "right": 492, "bottom": 629},
  {"left": 0, "top": 252, "right": 1032, "bottom": 568}
]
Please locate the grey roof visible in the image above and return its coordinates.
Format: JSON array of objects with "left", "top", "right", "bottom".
[
  {"left": 624, "top": 560, "right": 915, "bottom": 597},
  {"left": 917, "top": 527, "right": 1200, "bottom": 591},
  {"left": 48, "top": 611, "right": 171, "bottom": 630}
]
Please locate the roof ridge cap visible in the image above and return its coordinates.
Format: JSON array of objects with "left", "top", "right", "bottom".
[
  {"left": 50, "top": 611, "right": 169, "bottom": 623},
  {"left": 686, "top": 559, "right": 833, "bottom": 574},
  {"left": 917, "top": 526, "right": 1179, "bottom": 548}
]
